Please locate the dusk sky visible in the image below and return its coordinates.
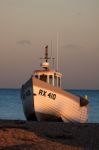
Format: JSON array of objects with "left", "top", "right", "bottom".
[{"left": 0, "top": 0, "right": 99, "bottom": 89}]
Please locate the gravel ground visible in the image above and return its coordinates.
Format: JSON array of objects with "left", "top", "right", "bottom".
[{"left": 0, "top": 120, "right": 99, "bottom": 150}]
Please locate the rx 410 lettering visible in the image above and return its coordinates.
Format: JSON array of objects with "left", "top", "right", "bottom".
[{"left": 39, "top": 89, "right": 56, "bottom": 100}]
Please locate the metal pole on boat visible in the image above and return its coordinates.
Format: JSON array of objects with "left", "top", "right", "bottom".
[
  {"left": 50, "top": 40, "right": 55, "bottom": 70},
  {"left": 45, "top": 45, "right": 48, "bottom": 62},
  {"left": 57, "top": 32, "right": 59, "bottom": 71}
]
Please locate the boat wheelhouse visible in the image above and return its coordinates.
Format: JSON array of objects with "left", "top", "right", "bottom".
[{"left": 34, "top": 70, "right": 62, "bottom": 88}]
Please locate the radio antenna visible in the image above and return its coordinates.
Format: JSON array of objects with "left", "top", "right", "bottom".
[
  {"left": 51, "top": 40, "right": 52, "bottom": 58},
  {"left": 50, "top": 40, "right": 55, "bottom": 69},
  {"left": 57, "top": 32, "right": 59, "bottom": 71}
]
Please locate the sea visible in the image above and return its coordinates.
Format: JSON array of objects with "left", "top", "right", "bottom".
[{"left": 0, "top": 89, "right": 99, "bottom": 123}]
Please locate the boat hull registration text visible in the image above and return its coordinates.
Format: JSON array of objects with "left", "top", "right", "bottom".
[{"left": 39, "top": 89, "right": 56, "bottom": 100}]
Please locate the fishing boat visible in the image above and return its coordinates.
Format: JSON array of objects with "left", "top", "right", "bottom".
[{"left": 21, "top": 46, "right": 88, "bottom": 123}]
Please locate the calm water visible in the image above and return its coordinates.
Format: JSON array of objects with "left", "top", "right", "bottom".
[{"left": 0, "top": 89, "right": 99, "bottom": 123}]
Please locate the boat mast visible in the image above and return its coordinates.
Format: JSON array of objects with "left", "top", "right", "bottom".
[
  {"left": 40, "top": 45, "right": 50, "bottom": 70},
  {"left": 45, "top": 45, "right": 49, "bottom": 62}
]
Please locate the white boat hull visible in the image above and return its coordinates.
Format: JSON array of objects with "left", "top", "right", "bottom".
[{"left": 21, "top": 77, "right": 88, "bottom": 123}]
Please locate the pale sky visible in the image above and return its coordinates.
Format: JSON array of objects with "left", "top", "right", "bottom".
[{"left": 0, "top": 0, "right": 99, "bottom": 89}]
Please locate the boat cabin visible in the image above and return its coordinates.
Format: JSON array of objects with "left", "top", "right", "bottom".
[{"left": 34, "top": 70, "right": 62, "bottom": 88}]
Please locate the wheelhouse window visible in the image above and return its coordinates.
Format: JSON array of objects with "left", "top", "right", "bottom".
[
  {"left": 49, "top": 75, "right": 52, "bottom": 85},
  {"left": 58, "top": 77, "right": 60, "bottom": 88},
  {"left": 40, "top": 74, "right": 47, "bottom": 82},
  {"left": 54, "top": 75, "right": 57, "bottom": 87},
  {"left": 35, "top": 75, "right": 38, "bottom": 79}
]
